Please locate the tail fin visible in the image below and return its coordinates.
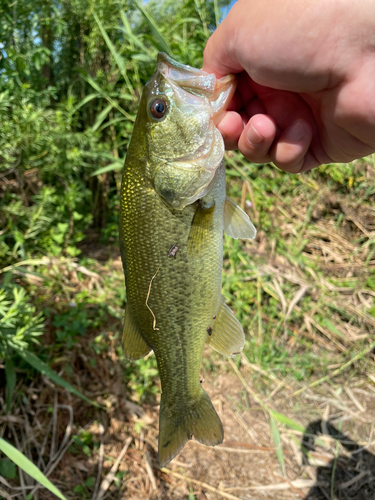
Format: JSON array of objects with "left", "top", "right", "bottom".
[{"left": 158, "top": 389, "right": 223, "bottom": 467}]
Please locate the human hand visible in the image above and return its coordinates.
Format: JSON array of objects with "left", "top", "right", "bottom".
[{"left": 203, "top": 0, "right": 375, "bottom": 173}]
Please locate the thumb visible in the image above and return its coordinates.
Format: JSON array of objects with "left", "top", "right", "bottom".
[{"left": 202, "top": 20, "right": 243, "bottom": 78}]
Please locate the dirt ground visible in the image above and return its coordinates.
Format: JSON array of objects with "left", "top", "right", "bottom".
[{"left": 4, "top": 337, "right": 375, "bottom": 500}]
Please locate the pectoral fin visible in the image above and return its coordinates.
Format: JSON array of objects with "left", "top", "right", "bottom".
[
  {"left": 122, "top": 306, "right": 151, "bottom": 360},
  {"left": 224, "top": 196, "right": 256, "bottom": 240},
  {"left": 207, "top": 295, "right": 245, "bottom": 357},
  {"left": 187, "top": 202, "right": 215, "bottom": 258}
]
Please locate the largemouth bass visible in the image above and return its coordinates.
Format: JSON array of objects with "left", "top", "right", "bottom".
[{"left": 119, "top": 53, "right": 256, "bottom": 466}]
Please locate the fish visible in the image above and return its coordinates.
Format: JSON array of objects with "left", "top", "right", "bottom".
[{"left": 119, "top": 53, "right": 256, "bottom": 467}]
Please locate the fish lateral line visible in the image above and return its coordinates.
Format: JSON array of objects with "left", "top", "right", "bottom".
[{"left": 145, "top": 264, "right": 161, "bottom": 330}]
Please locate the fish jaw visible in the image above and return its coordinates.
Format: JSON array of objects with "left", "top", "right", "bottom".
[{"left": 144, "top": 54, "right": 236, "bottom": 210}]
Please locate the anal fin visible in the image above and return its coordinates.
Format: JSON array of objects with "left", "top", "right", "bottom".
[
  {"left": 224, "top": 196, "right": 256, "bottom": 240},
  {"left": 208, "top": 295, "right": 245, "bottom": 357},
  {"left": 122, "top": 305, "right": 151, "bottom": 360}
]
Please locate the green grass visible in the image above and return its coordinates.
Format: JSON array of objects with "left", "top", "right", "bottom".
[{"left": 222, "top": 155, "right": 375, "bottom": 383}]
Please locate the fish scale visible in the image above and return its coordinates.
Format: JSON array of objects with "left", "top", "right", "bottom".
[{"left": 121, "top": 147, "right": 225, "bottom": 404}]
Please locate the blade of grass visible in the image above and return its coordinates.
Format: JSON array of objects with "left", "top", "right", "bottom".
[
  {"left": 72, "top": 93, "right": 100, "bottom": 114},
  {"left": 290, "top": 341, "right": 375, "bottom": 398},
  {"left": 92, "top": 103, "right": 113, "bottom": 132},
  {"left": 269, "top": 411, "right": 305, "bottom": 433},
  {"left": 0, "top": 259, "right": 46, "bottom": 274},
  {"left": 98, "top": 116, "right": 128, "bottom": 132},
  {"left": 257, "top": 275, "right": 263, "bottom": 339},
  {"left": 90, "top": 161, "right": 124, "bottom": 176},
  {"left": 134, "top": 0, "right": 171, "bottom": 54},
  {"left": 193, "top": 0, "right": 210, "bottom": 38},
  {"left": 117, "top": 27, "right": 153, "bottom": 59},
  {"left": 0, "top": 487, "right": 11, "bottom": 500},
  {"left": 270, "top": 416, "right": 286, "bottom": 477},
  {"left": 14, "top": 348, "right": 104, "bottom": 409},
  {"left": 8, "top": 267, "right": 47, "bottom": 280},
  {"left": 0, "top": 438, "right": 67, "bottom": 500},
  {"left": 92, "top": 11, "right": 133, "bottom": 93},
  {"left": 229, "top": 360, "right": 306, "bottom": 432},
  {"left": 213, "top": 0, "right": 220, "bottom": 27},
  {"left": 160, "top": 468, "right": 242, "bottom": 500},
  {"left": 119, "top": 9, "right": 154, "bottom": 58},
  {"left": 331, "top": 422, "right": 341, "bottom": 499},
  {"left": 96, "top": 437, "right": 132, "bottom": 500},
  {"left": 82, "top": 75, "right": 134, "bottom": 121}
]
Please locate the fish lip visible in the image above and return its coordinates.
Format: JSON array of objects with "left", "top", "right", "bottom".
[
  {"left": 157, "top": 52, "right": 237, "bottom": 121},
  {"left": 210, "top": 73, "right": 237, "bottom": 125},
  {"left": 157, "top": 52, "right": 216, "bottom": 97}
]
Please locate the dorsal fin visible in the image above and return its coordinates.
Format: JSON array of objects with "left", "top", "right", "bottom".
[
  {"left": 207, "top": 295, "right": 245, "bottom": 357},
  {"left": 224, "top": 196, "right": 256, "bottom": 240},
  {"left": 122, "top": 306, "right": 151, "bottom": 360}
]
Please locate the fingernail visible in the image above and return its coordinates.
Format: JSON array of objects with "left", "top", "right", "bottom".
[
  {"left": 285, "top": 120, "right": 306, "bottom": 142},
  {"left": 247, "top": 124, "right": 264, "bottom": 145}
]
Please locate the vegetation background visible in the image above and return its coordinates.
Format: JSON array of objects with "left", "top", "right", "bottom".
[{"left": 0, "top": 0, "right": 375, "bottom": 498}]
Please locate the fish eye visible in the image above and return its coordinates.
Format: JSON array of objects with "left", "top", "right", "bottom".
[{"left": 149, "top": 98, "right": 168, "bottom": 120}]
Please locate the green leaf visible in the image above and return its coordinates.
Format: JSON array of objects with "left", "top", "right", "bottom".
[
  {"left": 270, "top": 416, "right": 286, "bottom": 477},
  {"left": 0, "top": 438, "right": 67, "bottom": 500},
  {"left": 134, "top": 0, "right": 171, "bottom": 54},
  {"left": 117, "top": 26, "right": 153, "bottom": 57},
  {"left": 5, "top": 357, "right": 16, "bottom": 414},
  {"left": 33, "top": 52, "right": 41, "bottom": 71},
  {"left": 57, "top": 222, "right": 69, "bottom": 234},
  {"left": 65, "top": 246, "right": 81, "bottom": 257},
  {"left": 85, "top": 476, "right": 95, "bottom": 487},
  {"left": 51, "top": 232, "right": 64, "bottom": 244},
  {"left": 13, "top": 348, "right": 103, "bottom": 409},
  {"left": 0, "top": 458, "right": 16, "bottom": 479}
]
